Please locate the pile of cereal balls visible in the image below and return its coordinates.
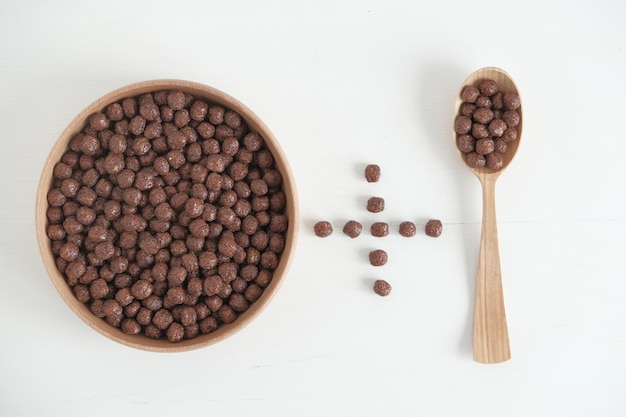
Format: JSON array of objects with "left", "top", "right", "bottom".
[
  {"left": 46, "top": 89, "right": 288, "bottom": 343},
  {"left": 454, "top": 79, "right": 521, "bottom": 170},
  {"left": 313, "top": 164, "right": 443, "bottom": 297}
]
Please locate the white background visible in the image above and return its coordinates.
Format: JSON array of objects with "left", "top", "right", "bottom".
[{"left": 1, "top": 0, "right": 625, "bottom": 415}]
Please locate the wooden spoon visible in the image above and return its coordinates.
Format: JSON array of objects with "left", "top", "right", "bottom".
[{"left": 454, "top": 67, "right": 523, "bottom": 363}]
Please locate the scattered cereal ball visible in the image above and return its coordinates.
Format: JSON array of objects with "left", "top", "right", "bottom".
[
  {"left": 364, "top": 164, "right": 381, "bottom": 182},
  {"left": 342, "top": 220, "right": 362, "bottom": 238},
  {"left": 367, "top": 197, "right": 385, "bottom": 213},
  {"left": 369, "top": 249, "right": 388, "bottom": 266},
  {"left": 370, "top": 222, "right": 389, "bottom": 237},
  {"left": 399, "top": 221, "right": 416, "bottom": 237},
  {"left": 373, "top": 279, "right": 392, "bottom": 296},
  {"left": 314, "top": 221, "right": 333, "bottom": 237},
  {"left": 425, "top": 219, "right": 443, "bottom": 237}
]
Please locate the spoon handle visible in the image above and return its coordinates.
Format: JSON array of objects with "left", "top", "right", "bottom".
[{"left": 473, "top": 175, "right": 511, "bottom": 364}]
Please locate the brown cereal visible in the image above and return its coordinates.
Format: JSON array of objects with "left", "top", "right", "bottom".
[
  {"left": 153, "top": 309, "right": 173, "bottom": 330},
  {"left": 217, "top": 305, "right": 237, "bottom": 324},
  {"left": 502, "top": 127, "right": 518, "bottom": 143},
  {"left": 399, "top": 221, "right": 416, "bottom": 237},
  {"left": 208, "top": 105, "right": 225, "bottom": 125},
  {"left": 494, "top": 139, "right": 508, "bottom": 154},
  {"left": 454, "top": 116, "right": 472, "bottom": 135},
  {"left": 455, "top": 78, "right": 521, "bottom": 171},
  {"left": 456, "top": 134, "right": 474, "bottom": 153},
  {"left": 473, "top": 108, "right": 494, "bottom": 124},
  {"left": 471, "top": 123, "right": 489, "bottom": 139},
  {"left": 199, "top": 316, "right": 218, "bottom": 334},
  {"left": 488, "top": 119, "right": 507, "bottom": 137},
  {"left": 364, "top": 164, "right": 381, "bottom": 182},
  {"left": 131, "top": 279, "right": 153, "bottom": 300},
  {"left": 342, "top": 220, "right": 362, "bottom": 238},
  {"left": 369, "top": 249, "right": 388, "bottom": 266},
  {"left": 373, "top": 279, "right": 392, "bottom": 296},
  {"left": 167, "top": 90, "right": 186, "bottom": 111},
  {"left": 475, "top": 138, "right": 495, "bottom": 155},
  {"left": 425, "top": 219, "right": 443, "bottom": 238},
  {"left": 121, "top": 319, "right": 142, "bottom": 335},
  {"left": 487, "top": 152, "right": 505, "bottom": 170},
  {"left": 460, "top": 102, "right": 477, "bottom": 117},
  {"left": 314, "top": 221, "right": 333, "bottom": 237},
  {"left": 460, "top": 85, "right": 480, "bottom": 103},
  {"left": 244, "top": 284, "right": 263, "bottom": 302},
  {"left": 370, "top": 222, "right": 389, "bottom": 237},
  {"left": 503, "top": 93, "right": 521, "bottom": 110},
  {"left": 502, "top": 110, "right": 520, "bottom": 127},
  {"left": 479, "top": 79, "right": 499, "bottom": 96},
  {"left": 492, "top": 92, "right": 504, "bottom": 110},
  {"left": 46, "top": 89, "right": 288, "bottom": 342},
  {"left": 367, "top": 197, "right": 385, "bottom": 213},
  {"left": 106, "top": 103, "right": 124, "bottom": 122},
  {"left": 475, "top": 95, "right": 492, "bottom": 108},
  {"left": 466, "top": 152, "right": 486, "bottom": 168}
]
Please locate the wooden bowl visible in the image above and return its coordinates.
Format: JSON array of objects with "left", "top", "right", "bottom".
[{"left": 36, "top": 80, "right": 298, "bottom": 351}]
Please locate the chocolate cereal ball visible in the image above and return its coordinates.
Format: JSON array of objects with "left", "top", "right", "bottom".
[
  {"left": 367, "top": 197, "right": 385, "bottom": 213},
  {"left": 314, "top": 221, "right": 333, "bottom": 237},
  {"left": 461, "top": 85, "right": 480, "bottom": 103},
  {"left": 479, "top": 79, "right": 499, "bottom": 96},
  {"left": 370, "top": 222, "right": 389, "bottom": 237},
  {"left": 369, "top": 249, "right": 388, "bottom": 266},
  {"left": 503, "top": 92, "right": 521, "bottom": 110},
  {"left": 486, "top": 152, "right": 505, "bottom": 170},
  {"left": 475, "top": 138, "right": 495, "bottom": 155},
  {"left": 399, "top": 221, "right": 416, "bottom": 237},
  {"left": 454, "top": 116, "right": 472, "bottom": 135},
  {"left": 373, "top": 279, "right": 392, "bottom": 297},
  {"left": 425, "top": 219, "right": 443, "bottom": 238},
  {"left": 465, "top": 152, "right": 486, "bottom": 168},
  {"left": 364, "top": 164, "right": 381, "bottom": 182},
  {"left": 342, "top": 220, "right": 362, "bottom": 238},
  {"left": 456, "top": 134, "right": 475, "bottom": 153}
]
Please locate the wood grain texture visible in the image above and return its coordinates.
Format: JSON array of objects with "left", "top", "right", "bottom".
[
  {"left": 473, "top": 173, "right": 510, "bottom": 363},
  {"left": 454, "top": 67, "right": 523, "bottom": 363},
  {"left": 35, "top": 80, "right": 299, "bottom": 352}
]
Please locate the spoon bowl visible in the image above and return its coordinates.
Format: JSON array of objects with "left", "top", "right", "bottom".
[
  {"left": 454, "top": 67, "right": 523, "bottom": 176},
  {"left": 454, "top": 67, "right": 523, "bottom": 363}
]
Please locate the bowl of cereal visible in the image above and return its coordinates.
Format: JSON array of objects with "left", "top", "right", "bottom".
[{"left": 36, "top": 80, "right": 298, "bottom": 351}]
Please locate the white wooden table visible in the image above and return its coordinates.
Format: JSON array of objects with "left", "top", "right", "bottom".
[{"left": 1, "top": 0, "right": 625, "bottom": 415}]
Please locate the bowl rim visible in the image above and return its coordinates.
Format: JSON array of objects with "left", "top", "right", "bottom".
[{"left": 35, "top": 79, "right": 299, "bottom": 352}]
